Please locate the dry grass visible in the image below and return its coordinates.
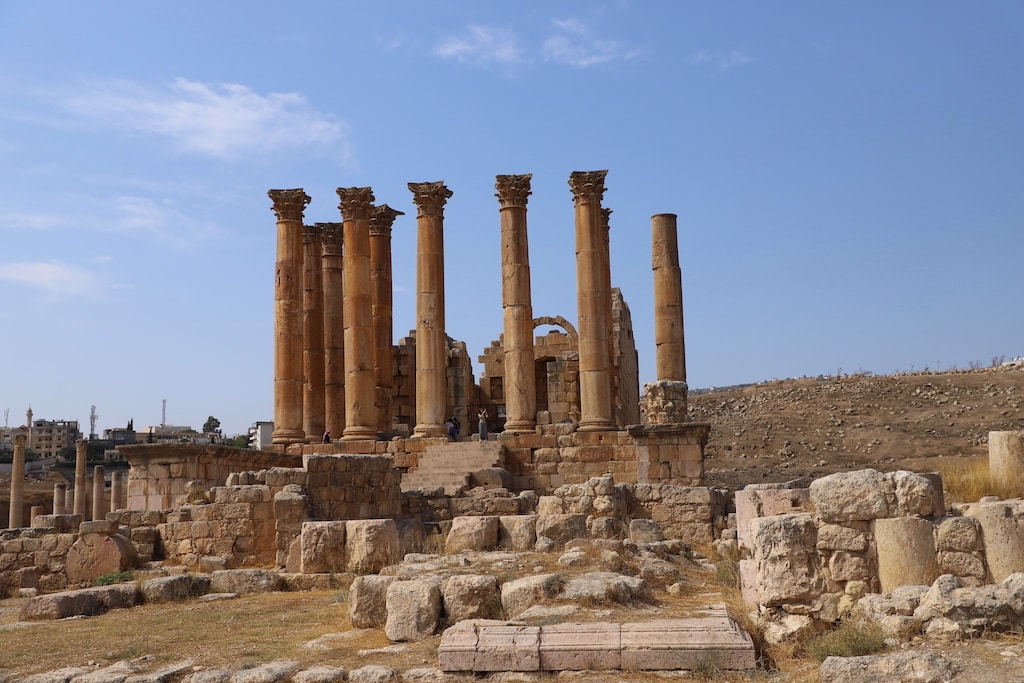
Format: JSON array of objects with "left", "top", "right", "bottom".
[
  {"left": 939, "top": 457, "right": 1023, "bottom": 503},
  {"left": 803, "top": 619, "right": 886, "bottom": 662}
]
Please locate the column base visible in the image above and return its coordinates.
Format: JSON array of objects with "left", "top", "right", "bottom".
[
  {"left": 577, "top": 418, "right": 616, "bottom": 432},
  {"left": 272, "top": 428, "right": 306, "bottom": 445},
  {"left": 341, "top": 426, "right": 378, "bottom": 441},
  {"left": 502, "top": 420, "right": 536, "bottom": 434},
  {"left": 413, "top": 423, "right": 447, "bottom": 439}
]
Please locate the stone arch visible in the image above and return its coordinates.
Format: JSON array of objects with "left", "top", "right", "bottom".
[{"left": 533, "top": 316, "right": 578, "bottom": 349}]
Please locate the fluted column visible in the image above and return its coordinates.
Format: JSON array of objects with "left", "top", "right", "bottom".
[
  {"left": 320, "top": 223, "right": 345, "bottom": 440},
  {"left": 302, "top": 224, "right": 326, "bottom": 442},
  {"left": 409, "top": 181, "right": 453, "bottom": 438},
  {"left": 270, "top": 189, "right": 311, "bottom": 446},
  {"left": 8, "top": 434, "right": 26, "bottom": 528},
  {"left": 496, "top": 174, "right": 537, "bottom": 432},
  {"left": 73, "top": 439, "right": 88, "bottom": 516},
  {"left": 570, "top": 170, "right": 614, "bottom": 431},
  {"left": 370, "top": 204, "right": 403, "bottom": 436},
  {"left": 337, "top": 187, "right": 377, "bottom": 440},
  {"left": 91, "top": 465, "right": 105, "bottom": 522},
  {"left": 652, "top": 213, "right": 687, "bottom": 381}
]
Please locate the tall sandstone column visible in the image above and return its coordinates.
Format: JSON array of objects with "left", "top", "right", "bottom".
[
  {"left": 409, "top": 181, "right": 453, "bottom": 438},
  {"left": 371, "top": 205, "right": 403, "bottom": 436},
  {"left": 570, "top": 170, "right": 615, "bottom": 431},
  {"left": 496, "top": 174, "right": 537, "bottom": 432},
  {"left": 652, "top": 213, "right": 687, "bottom": 382},
  {"left": 74, "top": 438, "right": 88, "bottom": 516},
  {"left": 601, "top": 207, "right": 618, "bottom": 425},
  {"left": 270, "top": 189, "right": 311, "bottom": 446},
  {"left": 91, "top": 465, "right": 105, "bottom": 522},
  {"left": 320, "top": 223, "right": 345, "bottom": 439},
  {"left": 8, "top": 434, "right": 26, "bottom": 528},
  {"left": 337, "top": 187, "right": 377, "bottom": 440},
  {"left": 302, "top": 224, "right": 327, "bottom": 442}
]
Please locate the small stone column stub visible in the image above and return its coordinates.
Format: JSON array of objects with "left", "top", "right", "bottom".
[
  {"left": 569, "top": 170, "right": 615, "bottom": 431},
  {"left": 652, "top": 213, "right": 687, "bottom": 382},
  {"left": 409, "top": 181, "right": 453, "bottom": 438},
  {"left": 989, "top": 431, "right": 1024, "bottom": 492},
  {"left": 73, "top": 438, "right": 88, "bottom": 516},
  {"left": 8, "top": 434, "right": 27, "bottom": 528},
  {"left": 110, "top": 471, "right": 123, "bottom": 513},
  {"left": 370, "top": 204, "right": 404, "bottom": 436},
  {"left": 270, "top": 188, "right": 311, "bottom": 446},
  {"left": 53, "top": 482, "right": 67, "bottom": 515},
  {"left": 337, "top": 186, "right": 378, "bottom": 440},
  {"left": 320, "top": 223, "right": 345, "bottom": 439},
  {"left": 91, "top": 464, "right": 105, "bottom": 522},
  {"left": 302, "top": 223, "right": 327, "bottom": 442},
  {"left": 496, "top": 173, "right": 537, "bottom": 432}
]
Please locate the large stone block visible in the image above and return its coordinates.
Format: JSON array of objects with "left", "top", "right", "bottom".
[
  {"left": 809, "top": 470, "right": 893, "bottom": 522},
  {"left": 65, "top": 533, "right": 138, "bottom": 584},
  {"left": 442, "top": 574, "right": 501, "bottom": 623},
  {"left": 300, "top": 521, "right": 346, "bottom": 574},
  {"left": 735, "top": 484, "right": 809, "bottom": 551},
  {"left": 384, "top": 578, "right": 442, "bottom": 642},
  {"left": 349, "top": 574, "right": 396, "bottom": 628},
  {"left": 874, "top": 517, "right": 939, "bottom": 593},
  {"left": 539, "top": 622, "right": 620, "bottom": 671},
  {"left": 619, "top": 615, "right": 756, "bottom": 671},
  {"left": 445, "top": 516, "right": 499, "bottom": 554},
  {"left": 346, "top": 519, "right": 399, "bottom": 574},
  {"left": 969, "top": 500, "right": 1024, "bottom": 582},
  {"left": 498, "top": 515, "right": 536, "bottom": 551},
  {"left": 750, "top": 513, "right": 821, "bottom": 606},
  {"left": 535, "top": 514, "right": 587, "bottom": 547},
  {"left": 500, "top": 573, "right": 566, "bottom": 617}
]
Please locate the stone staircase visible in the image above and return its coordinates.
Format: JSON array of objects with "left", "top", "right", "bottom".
[{"left": 401, "top": 441, "right": 505, "bottom": 493}]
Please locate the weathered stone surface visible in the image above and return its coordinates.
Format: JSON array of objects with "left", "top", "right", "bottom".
[
  {"left": 141, "top": 574, "right": 212, "bottom": 603},
  {"left": 124, "top": 659, "right": 196, "bottom": 683},
  {"left": 750, "top": 513, "right": 821, "bottom": 606},
  {"left": 385, "top": 578, "right": 443, "bottom": 642},
  {"left": 538, "top": 622, "right": 620, "bottom": 671},
  {"left": 16, "top": 666, "right": 93, "bottom": 683},
  {"left": 65, "top": 533, "right": 138, "bottom": 584},
  {"left": 936, "top": 516, "right": 981, "bottom": 552},
  {"left": 628, "top": 518, "right": 663, "bottom": 542},
  {"left": 209, "top": 569, "right": 285, "bottom": 595},
  {"left": 891, "top": 470, "right": 937, "bottom": 517},
  {"left": 560, "top": 572, "right": 648, "bottom": 605},
  {"left": 817, "top": 524, "right": 868, "bottom": 552},
  {"left": 443, "top": 574, "right": 501, "bottom": 623},
  {"left": 228, "top": 659, "right": 299, "bottom": 683},
  {"left": 619, "top": 616, "right": 756, "bottom": 671},
  {"left": 534, "top": 514, "right": 587, "bottom": 547},
  {"left": 346, "top": 520, "right": 399, "bottom": 574},
  {"left": 348, "top": 665, "right": 397, "bottom": 683},
  {"left": 350, "top": 575, "right": 397, "bottom": 628},
  {"left": 759, "top": 613, "right": 815, "bottom": 646},
  {"left": 500, "top": 573, "right": 566, "bottom": 617},
  {"left": 969, "top": 500, "right": 1024, "bottom": 582},
  {"left": 818, "top": 650, "right": 956, "bottom": 683},
  {"left": 475, "top": 624, "right": 541, "bottom": 672},
  {"left": 445, "top": 516, "right": 499, "bottom": 553},
  {"left": 291, "top": 665, "right": 348, "bottom": 683},
  {"left": 19, "top": 583, "right": 141, "bottom": 620},
  {"left": 874, "top": 517, "right": 939, "bottom": 592},
  {"left": 300, "top": 521, "right": 346, "bottom": 574},
  {"left": 734, "top": 484, "right": 809, "bottom": 551},
  {"left": 498, "top": 515, "right": 536, "bottom": 551},
  {"left": 809, "top": 470, "right": 892, "bottom": 522}
]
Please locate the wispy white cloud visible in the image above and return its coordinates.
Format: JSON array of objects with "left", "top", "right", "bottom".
[
  {"left": 543, "top": 17, "right": 638, "bottom": 68},
  {"left": 105, "top": 195, "right": 220, "bottom": 249},
  {"left": 0, "top": 261, "right": 101, "bottom": 300},
  {"left": 0, "top": 213, "right": 67, "bottom": 230},
  {"left": 694, "top": 50, "right": 752, "bottom": 72},
  {"left": 54, "top": 77, "right": 352, "bottom": 162},
  {"left": 434, "top": 25, "right": 523, "bottom": 65}
]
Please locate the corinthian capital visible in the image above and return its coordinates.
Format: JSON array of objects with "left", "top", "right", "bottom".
[
  {"left": 370, "top": 204, "right": 404, "bottom": 237},
  {"left": 495, "top": 174, "right": 533, "bottom": 209},
  {"left": 268, "top": 188, "right": 311, "bottom": 222},
  {"left": 316, "top": 222, "right": 343, "bottom": 255},
  {"left": 408, "top": 181, "right": 453, "bottom": 217},
  {"left": 568, "top": 170, "right": 608, "bottom": 207},
  {"left": 601, "top": 208, "right": 613, "bottom": 231},
  {"left": 336, "top": 187, "right": 376, "bottom": 220},
  {"left": 302, "top": 223, "right": 322, "bottom": 245}
]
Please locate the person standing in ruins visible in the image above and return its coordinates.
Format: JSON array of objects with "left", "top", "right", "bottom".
[{"left": 478, "top": 408, "right": 488, "bottom": 440}]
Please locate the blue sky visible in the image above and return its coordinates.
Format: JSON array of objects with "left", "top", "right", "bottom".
[{"left": 1, "top": 2, "right": 1021, "bottom": 436}]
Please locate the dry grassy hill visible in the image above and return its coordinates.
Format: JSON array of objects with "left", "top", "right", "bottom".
[{"left": 690, "top": 365, "right": 1024, "bottom": 491}]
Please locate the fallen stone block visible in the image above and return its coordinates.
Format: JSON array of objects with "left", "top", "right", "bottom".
[
  {"left": 300, "top": 521, "right": 347, "bottom": 574},
  {"left": 819, "top": 650, "right": 956, "bottom": 683},
  {"left": 141, "top": 574, "right": 212, "bottom": 603},
  {"left": 209, "top": 569, "right": 286, "bottom": 595},
  {"left": 444, "top": 516, "right": 499, "bottom": 553},
  {"left": 619, "top": 615, "right": 756, "bottom": 671},
  {"left": 539, "top": 621, "right": 620, "bottom": 671},
  {"left": 19, "top": 583, "right": 142, "bottom": 621},
  {"left": 350, "top": 574, "right": 397, "bottom": 628},
  {"left": 385, "top": 578, "right": 443, "bottom": 642},
  {"left": 443, "top": 574, "right": 501, "bottom": 623}
]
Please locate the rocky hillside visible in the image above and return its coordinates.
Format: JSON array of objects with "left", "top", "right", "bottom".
[{"left": 689, "top": 365, "right": 1024, "bottom": 491}]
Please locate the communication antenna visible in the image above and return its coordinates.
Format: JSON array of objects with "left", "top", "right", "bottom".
[
  {"left": 162, "top": 399, "right": 167, "bottom": 428},
  {"left": 3, "top": 408, "right": 8, "bottom": 429},
  {"left": 89, "top": 405, "right": 98, "bottom": 440}
]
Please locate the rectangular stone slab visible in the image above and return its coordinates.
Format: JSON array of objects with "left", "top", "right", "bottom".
[
  {"left": 620, "top": 617, "right": 755, "bottom": 671},
  {"left": 539, "top": 622, "right": 621, "bottom": 671},
  {"left": 474, "top": 625, "right": 541, "bottom": 672},
  {"left": 437, "top": 622, "right": 479, "bottom": 672}
]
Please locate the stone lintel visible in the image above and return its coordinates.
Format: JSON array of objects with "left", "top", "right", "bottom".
[{"left": 628, "top": 422, "right": 711, "bottom": 443}]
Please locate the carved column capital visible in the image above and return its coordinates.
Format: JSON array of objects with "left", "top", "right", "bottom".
[
  {"left": 601, "top": 208, "right": 613, "bottom": 231},
  {"left": 370, "top": 204, "right": 404, "bottom": 237},
  {"left": 316, "top": 222, "right": 343, "bottom": 255},
  {"left": 495, "top": 174, "right": 533, "bottom": 209},
  {"left": 14, "top": 433, "right": 26, "bottom": 446},
  {"left": 302, "top": 223, "right": 322, "bottom": 244},
  {"left": 568, "top": 170, "right": 608, "bottom": 207},
  {"left": 408, "top": 181, "right": 453, "bottom": 217},
  {"left": 268, "top": 188, "right": 311, "bottom": 222},
  {"left": 336, "top": 187, "right": 376, "bottom": 220}
]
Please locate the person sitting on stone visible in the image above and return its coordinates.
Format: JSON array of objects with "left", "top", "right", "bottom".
[{"left": 445, "top": 418, "right": 455, "bottom": 441}]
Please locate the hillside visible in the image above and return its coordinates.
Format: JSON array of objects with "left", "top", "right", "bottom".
[{"left": 689, "top": 365, "right": 1024, "bottom": 491}]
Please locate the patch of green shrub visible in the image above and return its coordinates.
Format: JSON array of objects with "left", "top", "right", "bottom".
[{"left": 804, "top": 619, "right": 886, "bottom": 661}]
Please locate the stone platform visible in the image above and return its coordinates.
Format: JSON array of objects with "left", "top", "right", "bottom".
[{"left": 438, "top": 610, "right": 756, "bottom": 672}]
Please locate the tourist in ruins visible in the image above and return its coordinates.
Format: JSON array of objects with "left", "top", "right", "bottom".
[
  {"left": 445, "top": 418, "right": 455, "bottom": 441},
  {"left": 322, "top": 429, "right": 330, "bottom": 443},
  {"left": 478, "top": 408, "right": 488, "bottom": 440}
]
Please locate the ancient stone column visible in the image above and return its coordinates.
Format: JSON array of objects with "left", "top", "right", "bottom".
[
  {"left": 302, "top": 223, "right": 327, "bottom": 443},
  {"left": 270, "top": 189, "right": 311, "bottom": 446},
  {"left": 569, "top": 170, "right": 614, "bottom": 431},
  {"left": 371, "top": 204, "right": 403, "bottom": 436},
  {"left": 91, "top": 465, "right": 105, "bottom": 522},
  {"left": 110, "top": 471, "right": 123, "bottom": 513},
  {"left": 30, "top": 506, "right": 43, "bottom": 522},
  {"left": 320, "top": 223, "right": 345, "bottom": 440},
  {"left": 8, "top": 434, "right": 26, "bottom": 528},
  {"left": 989, "top": 430, "right": 1024, "bottom": 492},
  {"left": 601, "top": 208, "right": 619, "bottom": 426},
  {"left": 65, "top": 487, "right": 74, "bottom": 514},
  {"left": 652, "top": 213, "right": 687, "bottom": 382},
  {"left": 496, "top": 173, "right": 537, "bottom": 433},
  {"left": 53, "top": 482, "right": 67, "bottom": 515},
  {"left": 73, "top": 439, "right": 88, "bottom": 516},
  {"left": 409, "top": 181, "right": 453, "bottom": 438},
  {"left": 337, "top": 186, "right": 377, "bottom": 440}
]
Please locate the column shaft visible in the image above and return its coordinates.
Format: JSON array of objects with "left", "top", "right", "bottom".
[
  {"left": 370, "top": 205, "right": 403, "bottom": 436},
  {"left": 91, "top": 465, "right": 105, "bottom": 522},
  {"left": 8, "top": 434, "right": 26, "bottom": 528},
  {"left": 496, "top": 174, "right": 537, "bottom": 432},
  {"left": 409, "top": 181, "right": 453, "bottom": 438},
  {"left": 652, "top": 213, "right": 687, "bottom": 381},
  {"left": 53, "top": 483, "right": 67, "bottom": 515},
  {"left": 110, "top": 471, "right": 123, "bottom": 513},
  {"left": 320, "top": 223, "right": 345, "bottom": 439},
  {"left": 269, "top": 189, "right": 311, "bottom": 446},
  {"left": 570, "top": 170, "right": 614, "bottom": 431},
  {"left": 74, "top": 439, "right": 88, "bottom": 516},
  {"left": 302, "top": 224, "right": 326, "bottom": 442},
  {"left": 337, "top": 187, "right": 377, "bottom": 440}
]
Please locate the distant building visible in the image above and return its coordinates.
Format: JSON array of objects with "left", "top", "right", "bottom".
[
  {"left": 137, "top": 425, "right": 203, "bottom": 445},
  {"left": 29, "top": 419, "right": 80, "bottom": 459},
  {"left": 0, "top": 426, "right": 30, "bottom": 451},
  {"left": 248, "top": 421, "right": 274, "bottom": 450}
]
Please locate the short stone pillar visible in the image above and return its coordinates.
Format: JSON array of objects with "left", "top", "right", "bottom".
[
  {"left": 92, "top": 465, "right": 105, "bottom": 522},
  {"left": 640, "top": 380, "right": 689, "bottom": 426},
  {"left": 269, "top": 188, "right": 311, "bottom": 447},
  {"left": 337, "top": 186, "right": 378, "bottom": 440},
  {"left": 53, "top": 482, "right": 67, "bottom": 515},
  {"left": 65, "top": 487, "right": 74, "bottom": 514},
  {"left": 873, "top": 517, "right": 939, "bottom": 592},
  {"left": 989, "top": 431, "right": 1024, "bottom": 492},
  {"left": 971, "top": 499, "right": 1024, "bottom": 582},
  {"left": 110, "top": 471, "right": 123, "bottom": 513},
  {"left": 409, "top": 181, "right": 453, "bottom": 439},
  {"left": 8, "top": 434, "right": 27, "bottom": 528},
  {"left": 73, "top": 439, "right": 88, "bottom": 517},
  {"left": 302, "top": 223, "right": 327, "bottom": 443},
  {"left": 320, "top": 223, "right": 345, "bottom": 439},
  {"left": 371, "top": 205, "right": 403, "bottom": 436},
  {"left": 30, "top": 505, "right": 43, "bottom": 522}
]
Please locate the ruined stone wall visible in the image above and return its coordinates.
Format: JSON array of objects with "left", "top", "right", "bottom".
[
  {"left": 612, "top": 288, "right": 640, "bottom": 428},
  {"left": 392, "top": 334, "right": 477, "bottom": 435},
  {"left": 0, "top": 517, "right": 79, "bottom": 596}
]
